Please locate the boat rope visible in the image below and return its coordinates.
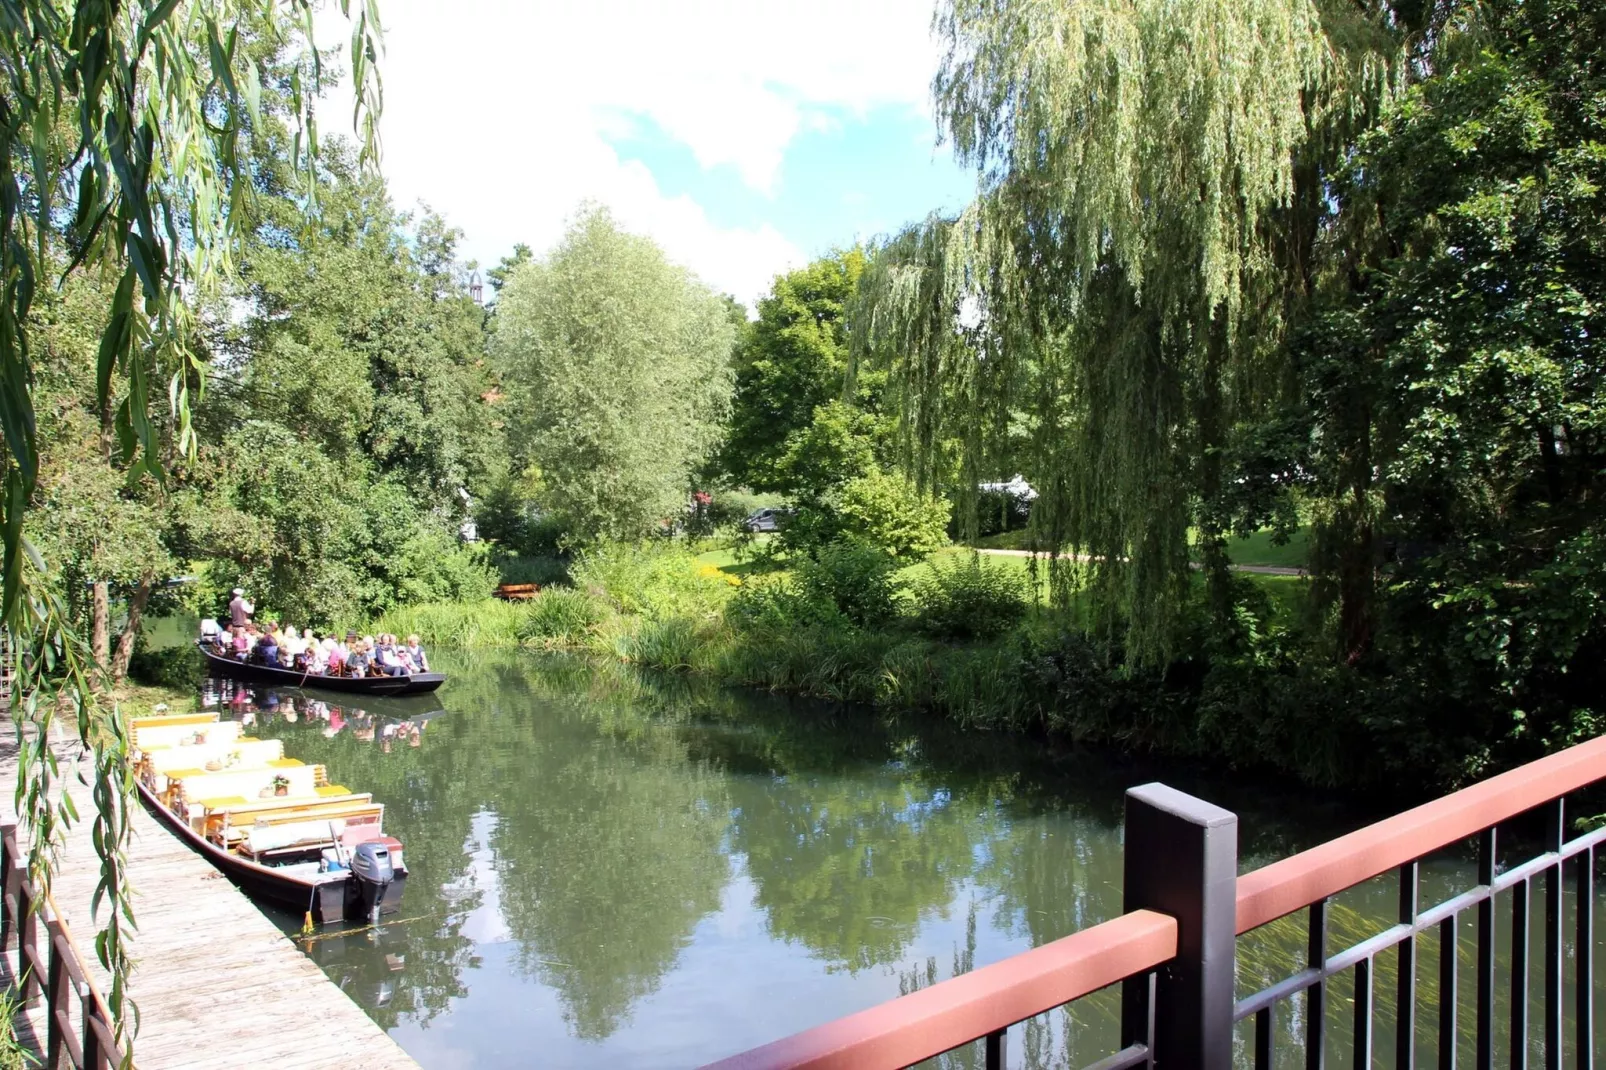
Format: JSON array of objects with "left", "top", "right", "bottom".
[{"left": 293, "top": 911, "right": 437, "bottom": 945}]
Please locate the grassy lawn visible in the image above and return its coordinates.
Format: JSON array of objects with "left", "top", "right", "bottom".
[
  {"left": 693, "top": 538, "right": 1308, "bottom": 630},
  {"left": 973, "top": 526, "right": 1310, "bottom": 570},
  {"left": 1223, "top": 527, "right": 1309, "bottom": 570},
  {"left": 692, "top": 539, "right": 786, "bottom": 578}
]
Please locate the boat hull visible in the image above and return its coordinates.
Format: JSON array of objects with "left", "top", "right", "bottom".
[
  {"left": 198, "top": 643, "right": 446, "bottom": 697},
  {"left": 135, "top": 780, "right": 407, "bottom": 925}
]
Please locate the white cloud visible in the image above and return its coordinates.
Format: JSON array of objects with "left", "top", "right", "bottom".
[{"left": 313, "top": 0, "right": 943, "bottom": 304}]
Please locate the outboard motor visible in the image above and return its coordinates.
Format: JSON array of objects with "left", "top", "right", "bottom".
[{"left": 351, "top": 840, "right": 395, "bottom": 923}]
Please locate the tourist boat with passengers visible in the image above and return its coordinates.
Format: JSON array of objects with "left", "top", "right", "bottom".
[
  {"left": 129, "top": 710, "right": 408, "bottom": 925},
  {"left": 196, "top": 641, "right": 447, "bottom": 697}
]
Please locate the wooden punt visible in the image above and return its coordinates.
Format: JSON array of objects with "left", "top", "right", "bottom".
[
  {"left": 198, "top": 642, "right": 446, "bottom": 697},
  {"left": 131, "top": 712, "right": 408, "bottom": 924}
]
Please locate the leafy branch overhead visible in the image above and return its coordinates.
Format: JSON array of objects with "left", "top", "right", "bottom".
[{"left": 0, "top": 2, "right": 383, "bottom": 1059}]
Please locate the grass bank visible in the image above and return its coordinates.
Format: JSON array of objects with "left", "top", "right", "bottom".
[{"left": 368, "top": 539, "right": 1491, "bottom": 796}]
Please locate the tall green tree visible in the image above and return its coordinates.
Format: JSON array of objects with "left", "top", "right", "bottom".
[
  {"left": 30, "top": 273, "right": 177, "bottom": 685},
  {"left": 1291, "top": 0, "right": 1606, "bottom": 758},
  {"left": 718, "top": 250, "right": 866, "bottom": 492},
  {"left": 221, "top": 146, "right": 499, "bottom": 504},
  {"left": 859, "top": 0, "right": 1420, "bottom": 658},
  {"left": 159, "top": 140, "right": 503, "bottom": 624},
  {"left": 487, "top": 242, "right": 533, "bottom": 296},
  {"left": 491, "top": 207, "right": 737, "bottom": 543}
]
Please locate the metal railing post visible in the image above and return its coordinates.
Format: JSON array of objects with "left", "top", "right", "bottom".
[
  {"left": 1121, "top": 784, "right": 1238, "bottom": 1070},
  {"left": 46, "top": 923, "right": 64, "bottom": 1068},
  {"left": 16, "top": 869, "right": 39, "bottom": 1001},
  {"left": 0, "top": 824, "right": 14, "bottom": 951}
]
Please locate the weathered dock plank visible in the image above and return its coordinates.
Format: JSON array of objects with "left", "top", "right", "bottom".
[{"left": 1, "top": 729, "right": 420, "bottom": 1070}]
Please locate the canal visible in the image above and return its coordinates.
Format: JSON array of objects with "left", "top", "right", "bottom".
[{"left": 198, "top": 648, "right": 1606, "bottom": 1069}]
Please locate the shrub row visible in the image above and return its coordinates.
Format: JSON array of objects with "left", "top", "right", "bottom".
[{"left": 363, "top": 539, "right": 1493, "bottom": 795}]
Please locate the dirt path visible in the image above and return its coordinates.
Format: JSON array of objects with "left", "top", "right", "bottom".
[{"left": 974, "top": 547, "right": 1306, "bottom": 577}]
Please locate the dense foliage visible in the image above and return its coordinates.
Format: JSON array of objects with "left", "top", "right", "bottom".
[
  {"left": 849, "top": 0, "right": 1606, "bottom": 780},
  {"left": 718, "top": 250, "right": 867, "bottom": 491},
  {"left": 492, "top": 207, "right": 737, "bottom": 544},
  {"left": 0, "top": 0, "right": 383, "bottom": 1050},
  {"left": 31, "top": 148, "right": 501, "bottom": 634}
]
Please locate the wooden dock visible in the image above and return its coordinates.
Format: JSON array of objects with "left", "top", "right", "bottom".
[{"left": 0, "top": 729, "right": 420, "bottom": 1070}]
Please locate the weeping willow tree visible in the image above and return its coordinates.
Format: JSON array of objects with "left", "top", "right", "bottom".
[
  {"left": 857, "top": 0, "right": 1427, "bottom": 661},
  {"left": 0, "top": 2, "right": 381, "bottom": 1055}
]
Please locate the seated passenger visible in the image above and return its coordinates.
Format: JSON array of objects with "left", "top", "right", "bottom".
[
  {"left": 346, "top": 641, "right": 371, "bottom": 678},
  {"left": 280, "top": 626, "right": 305, "bottom": 668},
  {"left": 375, "top": 638, "right": 406, "bottom": 677},
  {"left": 255, "top": 628, "right": 279, "bottom": 667},
  {"left": 302, "top": 633, "right": 326, "bottom": 674},
  {"left": 403, "top": 634, "right": 429, "bottom": 673},
  {"left": 230, "top": 625, "right": 250, "bottom": 661},
  {"left": 325, "top": 641, "right": 346, "bottom": 676}
]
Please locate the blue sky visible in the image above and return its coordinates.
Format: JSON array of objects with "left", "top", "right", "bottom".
[
  {"left": 605, "top": 107, "right": 974, "bottom": 277},
  {"left": 322, "top": 0, "right": 974, "bottom": 304}
]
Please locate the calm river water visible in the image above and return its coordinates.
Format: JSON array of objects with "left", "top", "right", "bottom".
[{"left": 196, "top": 649, "right": 1605, "bottom": 1069}]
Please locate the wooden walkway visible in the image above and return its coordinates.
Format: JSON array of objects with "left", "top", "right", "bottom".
[{"left": 0, "top": 728, "right": 420, "bottom": 1070}]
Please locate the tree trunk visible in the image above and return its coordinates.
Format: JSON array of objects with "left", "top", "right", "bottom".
[
  {"left": 1537, "top": 424, "right": 1563, "bottom": 502},
  {"left": 91, "top": 581, "right": 111, "bottom": 689},
  {"left": 109, "top": 576, "right": 153, "bottom": 686},
  {"left": 1197, "top": 307, "right": 1235, "bottom": 634},
  {"left": 1337, "top": 507, "right": 1375, "bottom": 666},
  {"left": 1337, "top": 412, "right": 1376, "bottom": 666}
]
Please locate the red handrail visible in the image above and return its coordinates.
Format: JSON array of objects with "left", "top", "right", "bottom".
[
  {"left": 701, "top": 909, "right": 1177, "bottom": 1070},
  {"left": 707, "top": 735, "right": 1606, "bottom": 1070},
  {"left": 1235, "top": 733, "right": 1606, "bottom": 934}
]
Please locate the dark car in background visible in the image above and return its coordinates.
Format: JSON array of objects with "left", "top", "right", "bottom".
[{"left": 742, "top": 507, "right": 790, "bottom": 533}]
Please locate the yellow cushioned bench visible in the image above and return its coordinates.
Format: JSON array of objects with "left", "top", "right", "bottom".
[{"left": 194, "top": 795, "right": 250, "bottom": 810}]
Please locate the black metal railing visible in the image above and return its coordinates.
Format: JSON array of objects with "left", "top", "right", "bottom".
[{"left": 1234, "top": 805, "right": 1603, "bottom": 1070}]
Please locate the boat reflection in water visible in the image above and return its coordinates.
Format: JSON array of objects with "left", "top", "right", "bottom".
[{"left": 201, "top": 676, "right": 445, "bottom": 753}]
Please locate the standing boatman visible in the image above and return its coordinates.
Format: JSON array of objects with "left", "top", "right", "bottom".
[{"left": 228, "top": 587, "right": 255, "bottom": 629}]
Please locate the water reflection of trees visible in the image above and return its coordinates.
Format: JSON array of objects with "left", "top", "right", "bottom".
[
  {"left": 210, "top": 650, "right": 1530, "bottom": 1061},
  {"left": 729, "top": 772, "right": 980, "bottom": 972},
  {"left": 222, "top": 657, "right": 734, "bottom": 1037},
  {"left": 492, "top": 730, "right": 729, "bottom": 1038}
]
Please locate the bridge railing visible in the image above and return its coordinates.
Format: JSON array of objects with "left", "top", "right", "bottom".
[
  {"left": 1, "top": 823, "right": 126, "bottom": 1070},
  {"left": 704, "top": 734, "right": 1606, "bottom": 1070},
  {"left": 1234, "top": 734, "right": 1606, "bottom": 1070}
]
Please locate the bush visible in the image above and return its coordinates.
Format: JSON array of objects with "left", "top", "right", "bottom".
[
  {"left": 792, "top": 541, "right": 903, "bottom": 629},
  {"left": 369, "top": 599, "right": 530, "bottom": 647},
  {"left": 912, "top": 553, "right": 1031, "bottom": 640},
  {"left": 835, "top": 470, "right": 950, "bottom": 560},
  {"left": 624, "top": 616, "right": 713, "bottom": 672},
  {"left": 727, "top": 573, "right": 841, "bottom": 630},
  {"left": 389, "top": 530, "right": 499, "bottom": 605},
  {"left": 572, "top": 540, "right": 733, "bottom": 620},
  {"left": 128, "top": 644, "right": 204, "bottom": 690},
  {"left": 516, "top": 588, "right": 607, "bottom": 646}
]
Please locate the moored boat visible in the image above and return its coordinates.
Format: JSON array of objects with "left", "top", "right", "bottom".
[
  {"left": 130, "top": 711, "right": 407, "bottom": 924},
  {"left": 197, "top": 641, "right": 446, "bottom": 697}
]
